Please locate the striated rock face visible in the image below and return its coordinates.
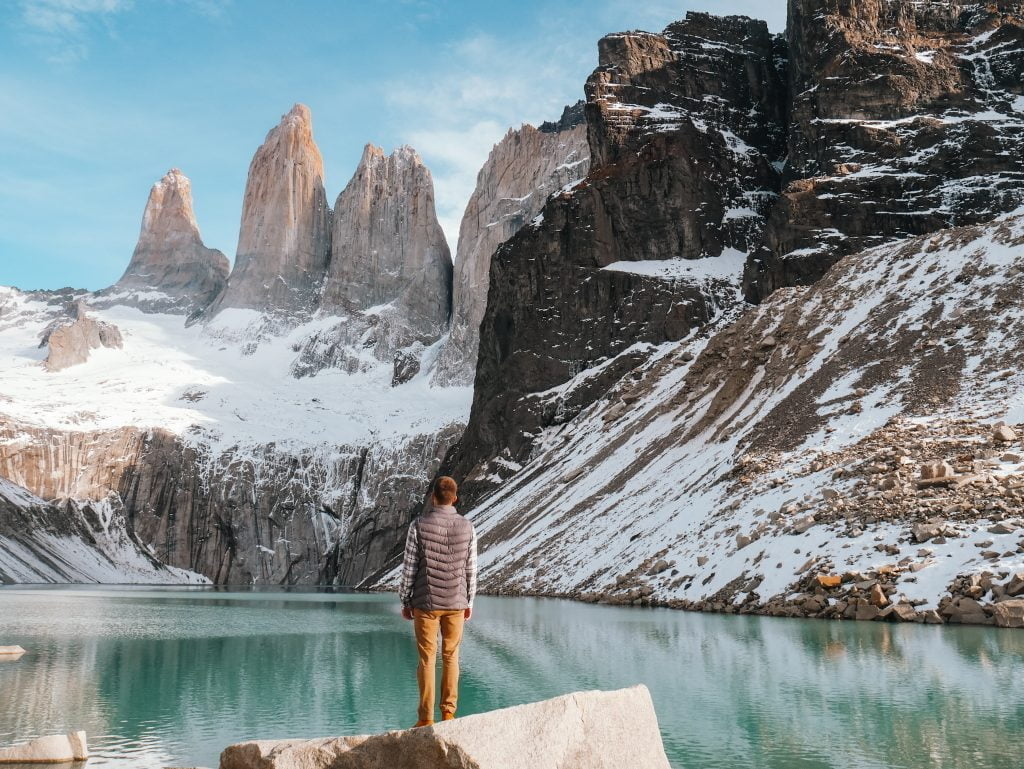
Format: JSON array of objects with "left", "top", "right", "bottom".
[
  {"left": 219, "top": 686, "right": 671, "bottom": 769},
  {"left": 210, "top": 104, "right": 331, "bottom": 315},
  {"left": 433, "top": 104, "right": 590, "bottom": 387},
  {"left": 743, "top": 0, "right": 1024, "bottom": 300},
  {"left": 322, "top": 144, "right": 451, "bottom": 355},
  {"left": 0, "top": 422, "right": 462, "bottom": 585},
  {"left": 442, "top": 13, "right": 787, "bottom": 503},
  {"left": 100, "top": 169, "right": 229, "bottom": 314},
  {"left": 41, "top": 301, "right": 123, "bottom": 371},
  {"left": 0, "top": 475, "right": 204, "bottom": 584}
]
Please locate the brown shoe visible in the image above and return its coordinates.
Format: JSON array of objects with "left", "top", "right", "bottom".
[
  {"left": 441, "top": 711, "right": 455, "bottom": 721},
  {"left": 413, "top": 720, "right": 434, "bottom": 728}
]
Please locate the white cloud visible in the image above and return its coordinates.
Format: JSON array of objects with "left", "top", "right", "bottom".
[
  {"left": 17, "top": 0, "right": 132, "bottom": 63},
  {"left": 15, "top": 0, "right": 230, "bottom": 63},
  {"left": 385, "top": 23, "right": 593, "bottom": 257}
]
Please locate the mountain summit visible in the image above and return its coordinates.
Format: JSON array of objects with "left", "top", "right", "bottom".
[
  {"left": 101, "top": 168, "right": 229, "bottom": 314},
  {"left": 209, "top": 104, "right": 332, "bottom": 315}
]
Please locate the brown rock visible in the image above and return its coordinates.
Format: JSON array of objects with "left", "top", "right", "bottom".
[
  {"left": 992, "top": 599, "right": 1024, "bottom": 629},
  {"left": 855, "top": 603, "right": 881, "bottom": 621},
  {"left": 816, "top": 574, "right": 842, "bottom": 589},
  {"left": 1004, "top": 573, "right": 1024, "bottom": 597},
  {"left": 42, "top": 302, "right": 123, "bottom": 372},
  {"left": 868, "top": 583, "right": 890, "bottom": 608},
  {"left": 993, "top": 425, "right": 1018, "bottom": 443}
]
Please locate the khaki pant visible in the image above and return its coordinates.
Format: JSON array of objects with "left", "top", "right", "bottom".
[{"left": 413, "top": 608, "right": 465, "bottom": 722}]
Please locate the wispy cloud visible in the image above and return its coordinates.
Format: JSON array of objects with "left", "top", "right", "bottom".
[
  {"left": 386, "top": 23, "right": 593, "bottom": 254},
  {"left": 173, "top": 0, "right": 231, "bottom": 20},
  {"left": 15, "top": 0, "right": 231, "bottom": 64},
  {"left": 17, "top": 0, "right": 133, "bottom": 63}
]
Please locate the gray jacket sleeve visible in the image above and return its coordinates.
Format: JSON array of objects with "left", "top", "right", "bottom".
[{"left": 399, "top": 521, "right": 419, "bottom": 608}]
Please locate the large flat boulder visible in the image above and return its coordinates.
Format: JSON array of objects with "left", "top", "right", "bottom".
[
  {"left": 220, "top": 685, "right": 670, "bottom": 769},
  {"left": 0, "top": 731, "right": 88, "bottom": 763}
]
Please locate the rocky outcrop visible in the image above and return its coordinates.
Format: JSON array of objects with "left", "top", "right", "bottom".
[
  {"left": 322, "top": 145, "right": 451, "bottom": 356},
  {"left": 442, "top": 13, "right": 787, "bottom": 504},
  {"left": 0, "top": 731, "right": 89, "bottom": 763},
  {"left": 743, "top": 0, "right": 1024, "bottom": 300},
  {"left": 0, "top": 422, "right": 462, "bottom": 586},
  {"left": 219, "top": 686, "right": 670, "bottom": 769},
  {"left": 99, "top": 168, "right": 229, "bottom": 314},
  {"left": 209, "top": 104, "right": 331, "bottom": 315},
  {"left": 0, "top": 475, "right": 204, "bottom": 584},
  {"left": 41, "top": 301, "right": 122, "bottom": 371},
  {"left": 433, "top": 104, "right": 590, "bottom": 387}
]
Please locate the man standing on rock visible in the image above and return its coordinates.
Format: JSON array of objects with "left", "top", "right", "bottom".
[{"left": 399, "top": 476, "right": 478, "bottom": 727}]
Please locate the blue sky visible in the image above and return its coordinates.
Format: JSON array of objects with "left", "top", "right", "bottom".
[{"left": 0, "top": 0, "right": 786, "bottom": 291}]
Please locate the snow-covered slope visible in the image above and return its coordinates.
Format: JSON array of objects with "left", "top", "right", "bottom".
[
  {"left": 0, "top": 290, "right": 468, "bottom": 450},
  {"left": 0, "top": 288, "right": 471, "bottom": 584},
  {"left": 0, "top": 476, "right": 206, "bottom": 584},
  {"left": 379, "top": 211, "right": 1024, "bottom": 624}
]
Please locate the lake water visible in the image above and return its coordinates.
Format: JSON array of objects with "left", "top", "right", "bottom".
[{"left": 0, "top": 587, "right": 1022, "bottom": 768}]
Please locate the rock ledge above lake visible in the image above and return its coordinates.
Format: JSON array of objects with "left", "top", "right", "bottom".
[{"left": 219, "top": 685, "right": 670, "bottom": 769}]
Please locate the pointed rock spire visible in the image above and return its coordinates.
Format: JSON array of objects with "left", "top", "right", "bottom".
[
  {"left": 210, "top": 104, "right": 331, "bottom": 315},
  {"left": 432, "top": 109, "right": 589, "bottom": 386},
  {"left": 323, "top": 143, "right": 451, "bottom": 339},
  {"left": 105, "top": 168, "right": 229, "bottom": 313}
]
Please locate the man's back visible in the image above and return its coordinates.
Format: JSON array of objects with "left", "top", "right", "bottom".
[
  {"left": 399, "top": 476, "right": 477, "bottom": 727},
  {"left": 408, "top": 504, "right": 476, "bottom": 611}
]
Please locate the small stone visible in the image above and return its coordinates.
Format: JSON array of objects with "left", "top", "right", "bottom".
[
  {"left": 912, "top": 521, "right": 946, "bottom": 543},
  {"left": 991, "top": 599, "right": 1024, "bottom": 628},
  {"left": 1004, "top": 573, "right": 1024, "bottom": 597},
  {"left": 817, "top": 574, "right": 842, "bottom": 589},
  {"left": 647, "top": 559, "right": 670, "bottom": 576},
  {"left": 993, "top": 425, "right": 1018, "bottom": 443},
  {"left": 696, "top": 556, "right": 709, "bottom": 567},
  {"left": 920, "top": 461, "right": 955, "bottom": 480},
  {"left": 792, "top": 515, "right": 816, "bottom": 534},
  {"left": 855, "top": 603, "right": 881, "bottom": 621},
  {"left": 868, "top": 584, "right": 890, "bottom": 608}
]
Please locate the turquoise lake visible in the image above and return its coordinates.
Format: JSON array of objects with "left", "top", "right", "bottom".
[{"left": 1, "top": 587, "right": 1022, "bottom": 768}]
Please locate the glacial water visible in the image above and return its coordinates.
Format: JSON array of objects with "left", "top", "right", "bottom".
[{"left": 0, "top": 587, "right": 1022, "bottom": 769}]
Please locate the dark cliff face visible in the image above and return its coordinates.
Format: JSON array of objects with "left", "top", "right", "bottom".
[
  {"left": 442, "top": 3, "right": 1024, "bottom": 512},
  {"left": 743, "top": 0, "right": 1024, "bottom": 300},
  {"left": 0, "top": 423, "right": 460, "bottom": 585},
  {"left": 443, "top": 12, "right": 788, "bottom": 504}
]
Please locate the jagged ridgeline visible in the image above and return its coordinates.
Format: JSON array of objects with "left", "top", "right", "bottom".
[{"left": 0, "top": 99, "right": 590, "bottom": 584}]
